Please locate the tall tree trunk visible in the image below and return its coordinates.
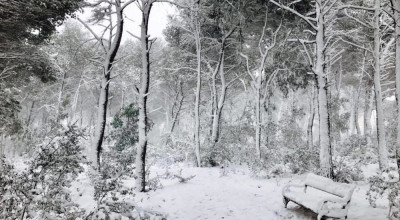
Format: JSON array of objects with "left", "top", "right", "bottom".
[
  {"left": 263, "top": 93, "right": 271, "bottom": 147},
  {"left": 209, "top": 83, "right": 214, "bottom": 137},
  {"left": 69, "top": 70, "right": 85, "bottom": 124},
  {"left": 22, "top": 100, "right": 35, "bottom": 141},
  {"left": 56, "top": 71, "right": 67, "bottom": 123},
  {"left": 255, "top": 79, "right": 262, "bottom": 159},
  {"left": 170, "top": 82, "right": 184, "bottom": 134},
  {"left": 210, "top": 56, "right": 227, "bottom": 147},
  {"left": 84, "top": 1, "right": 126, "bottom": 170},
  {"left": 355, "top": 53, "right": 366, "bottom": 136},
  {"left": 315, "top": 1, "right": 333, "bottom": 179},
  {"left": 194, "top": 5, "right": 202, "bottom": 167},
  {"left": 136, "top": 2, "right": 153, "bottom": 192},
  {"left": 307, "top": 85, "right": 315, "bottom": 150},
  {"left": 373, "top": 0, "right": 389, "bottom": 171},
  {"left": 80, "top": 95, "right": 83, "bottom": 127},
  {"left": 391, "top": 0, "right": 400, "bottom": 176},
  {"left": 26, "top": 100, "right": 35, "bottom": 128},
  {"left": 94, "top": 74, "right": 110, "bottom": 169},
  {"left": 364, "top": 86, "right": 374, "bottom": 144},
  {"left": 121, "top": 88, "right": 125, "bottom": 110},
  {"left": 355, "top": 101, "right": 361, "bottom": 135},
  {"left": 349, "top": 90, "right": 356, "bottom": 135},
  {"left": 239, "top": 6, "right": 280, "bottom": 161}
]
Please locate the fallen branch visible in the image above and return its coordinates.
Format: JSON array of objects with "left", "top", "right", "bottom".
[{"left": 173, "top": 174, "right": 196, "bottom": 183}]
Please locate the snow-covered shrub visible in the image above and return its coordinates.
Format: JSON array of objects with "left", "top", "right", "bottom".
[
  {"left": 334, "top": 163, "right": 363, "bottom": 183},
  {"left": 87, "top": 144, "right": 137, "bottom": 219},
  {"left": 88, "top": 168, "right": 136, "bottom": 220},
  {"left": 89, "top": 165, "right": 168, "bottom": 220},
  {"left": 0, "top": 88, "right": 22, "bottom": 135},
  {"left": 284, "top": 145, "right": 319, "bottom": 174},
  {"left": 333, "top": 135, "right": 365, "bottom": 183},
  {"left": 89, "top": 111, "right": 138, "bottom": 220},
  {"left": 367, "top": 174, "right": 400, "bottom": 219},
  {"left": 0, "top": 125, "right": 87, "bottom": 219},
  {"left": 200, "top": 116, "right": 256, "bottom": 167},
  {"left": 278, "top": 109, "right": 317, "bottom": 174},
  {"left": 202, "top": 141, "right": 233, "bottom": 167},
  {"left": 0, "top": 157, "right": 20, "bottom": 217},
  {"left": 383, "top": 100, "right": 397, "bottom": 155}
]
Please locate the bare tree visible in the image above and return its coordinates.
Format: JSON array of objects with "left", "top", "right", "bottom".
[
  {"left": 204, "top": 27, "right": 238, "bottom": 150},
  {"left": 269, "top": 0, "right": 337, "bottom": 178},
  {"left": 339, "top": 0, "right": 390, "bottom": 171},
  {"left": 240, "top": 10, "right": 282, "bottom": 159},
  {"left": 390, "top": 0, "right": 400, "bottom": 174},
  {"left": 78, "top": 0, "right": 134, "bottom": 169},
  {"left": 162, "top": 0, "right": 204, "bottom": 166}
]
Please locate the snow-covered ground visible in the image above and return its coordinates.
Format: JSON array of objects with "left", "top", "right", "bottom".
[
  {"left": 131, "top": 164, "right": 388, "bottom": 220},
  {"left": 11, "top": 156, "right": 389, "bottom": 219}
]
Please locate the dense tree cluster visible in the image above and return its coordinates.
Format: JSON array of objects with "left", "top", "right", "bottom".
[{"left": 2, "top": 0, "right": 400, "bottom": 218}]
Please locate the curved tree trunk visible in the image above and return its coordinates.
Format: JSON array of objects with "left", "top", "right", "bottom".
[
  {"left": 210, "top": 56, "right": 227, "bottom": 147},
  {"left": 81, "top": 0, "right": 127, "bottom": 170},
  {"left": 94, "top": 73, "right": 110, "bottom": 170}
]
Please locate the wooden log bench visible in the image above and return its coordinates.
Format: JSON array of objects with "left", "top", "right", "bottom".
[{"left": 282, "top": 173, "right": 356, "bottom": 220}]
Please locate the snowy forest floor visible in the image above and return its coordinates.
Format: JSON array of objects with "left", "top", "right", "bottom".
[
  {"left": 10, "top": 158, "right": 389, "bottom": 219},
  {"left": 67, "top": 163, "right": 389, "bottom": 220}
]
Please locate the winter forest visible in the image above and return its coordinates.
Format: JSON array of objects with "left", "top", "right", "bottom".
[{"left": 2, "top": 0, "right": 400, "bottom": 219}]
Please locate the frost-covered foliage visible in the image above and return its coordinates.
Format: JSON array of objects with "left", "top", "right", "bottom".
[
  {"left": 86, "top": 106, "right": 164, "bottom": 220},
  {"left": 88, "top": 168, "right": 137, "bottom": 220},
  {"left": 87, "top": 103, "right": 140, "bottom": 219},
  {"left": 367, "top": 174, "right": 400, "bottom": 219},
  {"left": 333, "top": 135, "right": 366, "bottom": 183},
  {"left": 214, "top": 115, "right": 256, "bottom": 166},
  {"left": 278, "top": 108, "right": 318, "bottom": 174},
  {"left": 88, "top": 144, "right": 137, "bottom": 218},
  {"left": 108, "top": 103, "right": 139, "bottom": 151},
  {"left": 0, "top": 89, "right": 22, "bottom": 135},
  {"left": 87, "top": 152, "right": 167, "bottom": 219},
  {"left": 330, "top": 96, "right": 350, "bottom": 142},
  {"left": 0, "top": 125, "right": 86, "bottom": 219}
]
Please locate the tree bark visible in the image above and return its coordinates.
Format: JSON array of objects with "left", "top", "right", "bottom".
[
  {"left": 136, "top": 1, "right": 153, "bottom": 192},
  {"left": 355, "top": 53, "right": 366, "bottom": 136},
  {"left": 373, "top": 0, "right": 389, "bottom": 171},
  {"left": 307, "top": 85, "right": 315, "bottom": 150},
  {"left": 56, "top": 70, "right": 67, "bottom": 123},
  {"left": 194, "top": 2, "right": 202, "bottom": 167},
  {"left": 364, "top": 86, "right": 374, "bottom": 144},
  {"left": 26, "top": 100, "right": 35, "bottom": 128},
  {"left": 94, "top": 74, "right": 110, "bottom": 169},
  {"left": 85, "top": 0, "right": 126, "bottom": 170},
  {"left": 170, "top": 82, "right": 184, "bottom": 134},
  {"left": 255, "top": 77, "right": 262, "bottom": 159},
  {"left": 391, "top": 0, "right": 400, "bottom": 176},
  {"left": 210, "top": 54, "right": 228, "bottom": 147},
  {"left": 316, "top": 0, "right": 333, "bottom": 179},
  {"left": 269, "top": 0, "right": 333, "bottom": 178}
]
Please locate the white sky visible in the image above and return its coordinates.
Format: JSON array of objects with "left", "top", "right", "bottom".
[
  {"left": 122, "top": 2, "right": 176, "bottom": 41},
  {"left": 65, "top": 2, "right": 176, "bottom": 42}
]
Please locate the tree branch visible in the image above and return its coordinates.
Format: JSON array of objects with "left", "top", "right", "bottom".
[{"left": 269, "top": 0, "right": 317, "bottom": 30}]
